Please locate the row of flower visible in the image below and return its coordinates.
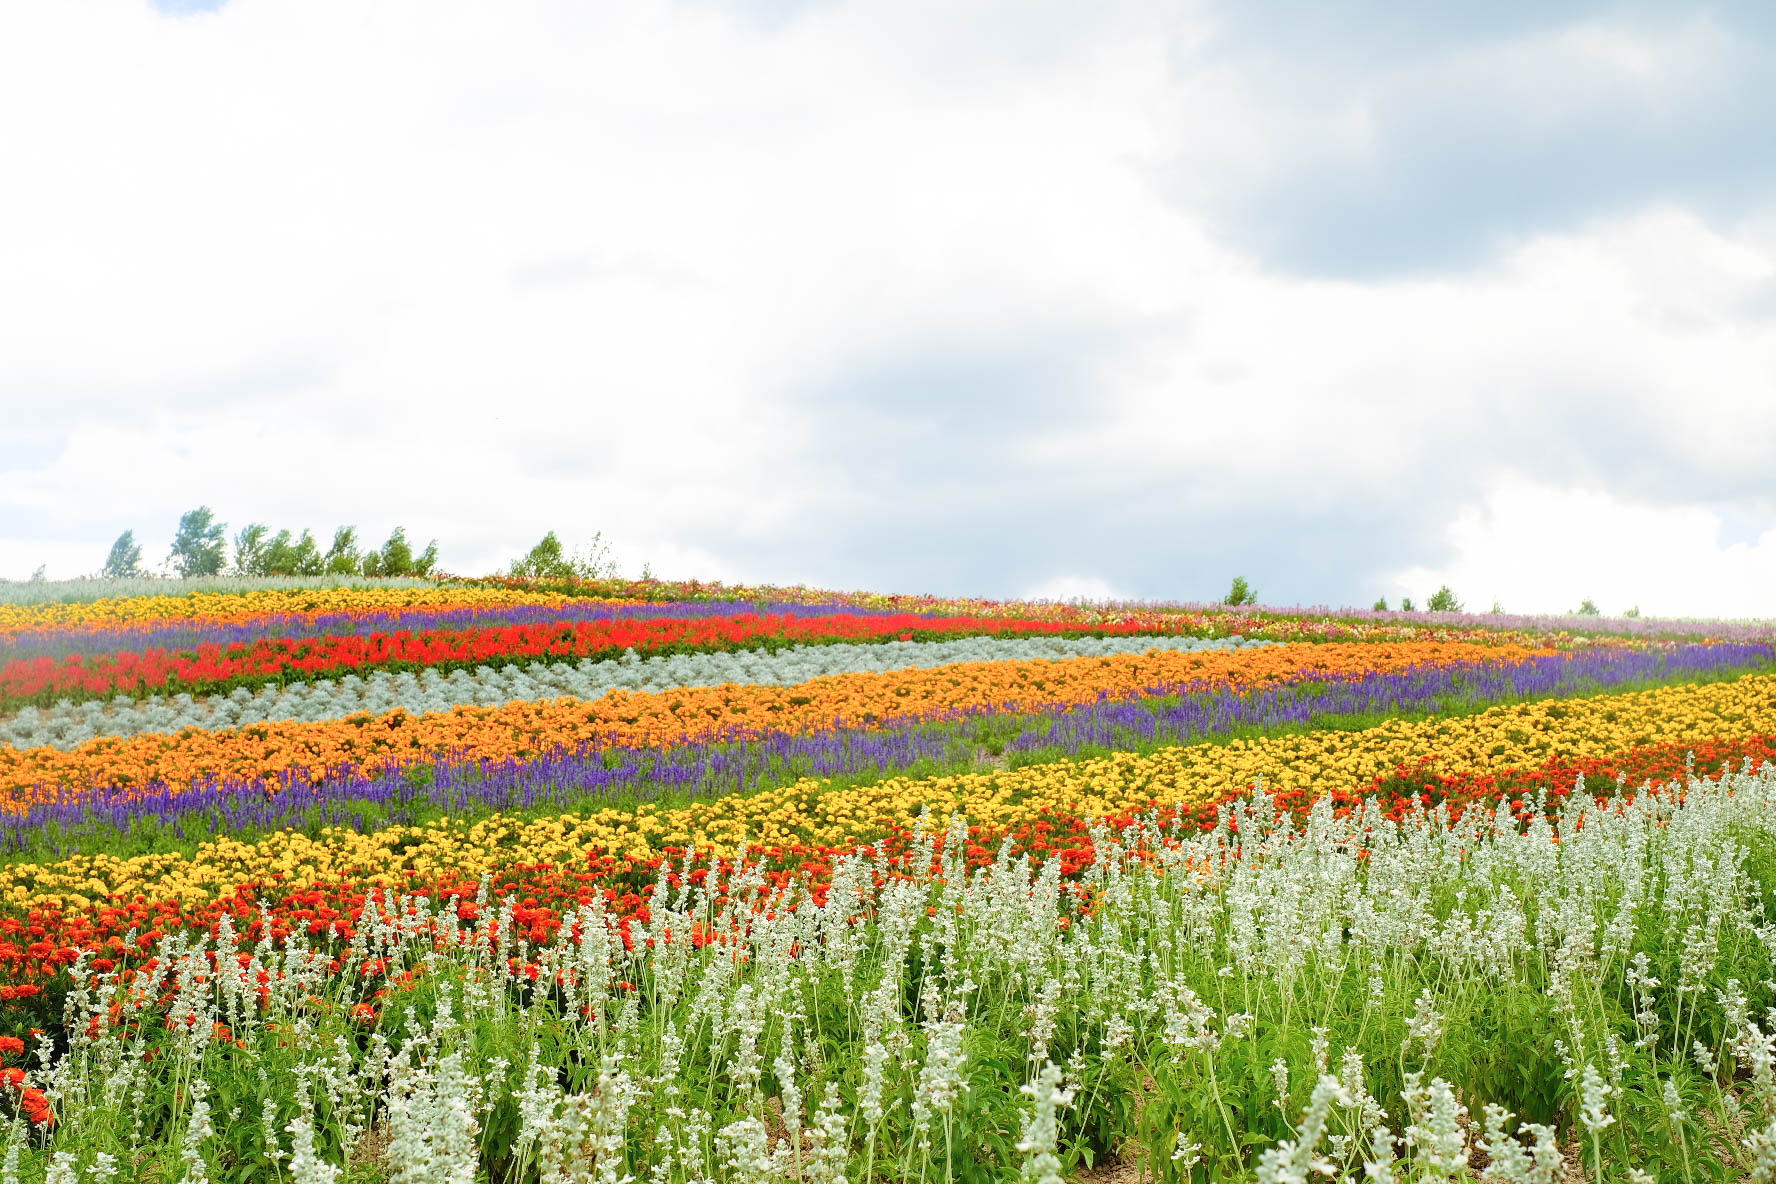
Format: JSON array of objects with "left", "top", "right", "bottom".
[
  {"left": 5, "top": 667, "right": 1769, "bottom": 931},
  {"left": 2, "top": 634, "right": 1269, "bottom": 753},
  {"left": 0, "top": 639, "right": 1541, "bottom": 800},
  {"left": 3, "top": 599, "right": 941, "bottom": 664},
  {"left": 4, "top": 770, "right": 1772, "bottom": 1177},
  {"left": 6, "top": 579, "right": 1642, "bottom": 654},
  {"left": 5, "top": 611, "right": 1260, "bottom": 710},
  {"left": 0, "top": 642, "right": 1757, "bottom": 857}
]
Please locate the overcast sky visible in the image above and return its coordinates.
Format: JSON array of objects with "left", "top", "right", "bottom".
[{"left": 2, "top": 0, "right": 1774, "bottom": 616}]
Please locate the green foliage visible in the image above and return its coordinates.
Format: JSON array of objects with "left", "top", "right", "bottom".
[
  {"left": 1426, "top": 584, "right": 1463, "bottom": 613},
  {"left": 289, "top": 530, "right": 324, "bottom": 576},
  {"left": 1576, "top": 597, "right": 1602, "bottom": 616},
  {"left": 230, "top": 523, "right": 270, "bottom": 577},
  {"left": 100, "top": 531, "right": 144, "bottom": 579},
  {"left": 263, "top": 529, "right": 324, "bottom": 577},
  {"left": 1222, "top": 575, "right": 1258, "bottom": 606},
  {"left": 1400, "top": 596, "right": 1415, "bottom": 612},
  {"left": 1372, "top": 597, "right": 1388, "bottom": 611},
  {"left": 362, "top": 527, "right": 437, "bottom": 578},
  {"left": 1624, "top": 604, "right": 1641, "bottom": 619},
  {"left": 510, "top": 530, "right": 618, "bottom": 581},
  {"left": 322, "top": 526, "right": 363, "bottom": 576},
  {"left": 168, "top": 506, "right": 227, "bottom": 578}
]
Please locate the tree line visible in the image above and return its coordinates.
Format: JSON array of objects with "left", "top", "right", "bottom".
[{"left": 100, "top": 507, "right": 439, "bottom": 579}]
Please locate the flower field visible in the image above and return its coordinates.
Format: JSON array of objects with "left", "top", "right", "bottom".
[{"left": 0, "top": 580, "right": 1773, "bottom": 1181}]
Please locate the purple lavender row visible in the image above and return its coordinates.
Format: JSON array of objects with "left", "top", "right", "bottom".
[
  {"left": 8, "top": 643, "right": 1767, "bottom": 853},
  {"left": 1, "top": 599, "right": 944, "bottom": 662},
  {"left": 1007, "top": 641, "right": 1772, "bottom": 752}
]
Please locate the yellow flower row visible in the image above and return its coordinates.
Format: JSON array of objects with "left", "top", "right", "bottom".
[
  {"left": 0, "top": 585, "right": 582, "bottom": 633},
  {"left": 7, "top": 673, "right": 1774, "bottom": 911}
]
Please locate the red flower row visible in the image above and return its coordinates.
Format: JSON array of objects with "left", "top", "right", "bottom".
[{"left": 0, "top": 612, "right": 1188, "bottom": 711}]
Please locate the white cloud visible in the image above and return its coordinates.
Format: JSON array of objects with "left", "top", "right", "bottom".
[
  {"left": 1390, "top": 478, "right": 1776, "bottom": 619},
  {"left": 0, "top": 0, "right": 1772, "bottom": 609}
]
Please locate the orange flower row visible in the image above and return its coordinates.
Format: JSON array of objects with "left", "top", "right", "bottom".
[{"left": 0, "top": 640, "right": 1538, "bottom": 802}]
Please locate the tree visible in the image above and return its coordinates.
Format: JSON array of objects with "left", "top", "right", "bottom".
[
  {"left": 1425, "top": 585, "right": 1463, "bottom": 613},
  {"left": 168, "top": 507, "right": 227, "bottom": 578},
  {"left": 101, "top": 531, "right": 144, "bottom": 579},
  {"left": 509, "top": 531, "right": 618, "bottom": 582},
  {"left": 511, "top": 531, "right": 569, "bottom": 580},
  {"left": 1624, "top": 605, "right": 1641, "bottom": 619},
  {"left": 28, "top": 565, "right": 46, "bottom": 583},
  {"left": 323, "top": 527, "right": 364, "bottom": 576},
  {"left": 232, "top": 524, "right": 271, "bottom": 577},
  {"left": 1575, "top": 597, "right": 1601, "bottom": 617},
  {"left": 289, "top": 531, "right": 324, "bottom": 577},
  {"left": 1372, "top": 597, "right": 1388, "bottom": 611},
  {"left": 1222, "top": 576, "right": 1258, "bottom": 607},
  {"left": 262, "top": 530, "right": 299, "bottom": 576},
  {"left": 412, "top": 539, "right": 439, "bottom": 577},
  {"left": 1400, "top": 596, "right": 1416, "bottom": 612},
  {"left": 1489, "top": 599, "right": 1504, "bottom": 614},
  {"left": 367, "top": 527, "right": 419, "bottom": 577}
]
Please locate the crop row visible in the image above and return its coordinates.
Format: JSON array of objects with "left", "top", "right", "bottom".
[
  {"left": 0, "top": 581, "right": 585, "bottom": 634},
  {"left": 5, "top": 661, "right": 1768, "bottom": 914},
  {"left": 0, "top": 611, "right": 1235, "bottom": 710},
  {"left": 0, "top": 769, "right": 1769, "bottom": 1177},
  {"left": 2, "top": 598, "right": 939, "bottom": 663},
  {"left": 0, "top": 633, "right": 1269, "bottom": 752},
  {"left": 3, "top": 642, "right": 1759, "bottom": 859},
  {"left": 0, "top": 639, "right": 1533, "bottom": 798},
  {"left": 4, "top": 578, "right": 1622, "bottom": 653}
]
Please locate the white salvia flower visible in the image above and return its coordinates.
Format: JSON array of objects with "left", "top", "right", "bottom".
[
  {"left": 716, "top": 1116, "right": 773, "bottom": 1183},
  {"left": 774, "top": 1054, "right": 803, "bottom": 1149},
  {"left": 914, "top": 1020, "right": 969, "bottom": 1129},
  {"left": 1626, "top": 1170, "right": 1655, "bottom": 1184},
  {"left": 1663, "top": 1078, "right": 1688, "bottom": 1130},
  {"left": 180, "top": 1077, "right": 215, "bottom": 1184},
  {"left": 1016, "top": 1062, "right": 1074, "bottom": 1184},
  {"left": 1309, "top": 1027, "right": 1331, "bottom": 1077},
  {"left": 1477, "top": 1104, "right": 1551, "bottom": 1184},
  {"left": 1270, "top": 1057, "right": 1291, "bottom": 1112},
  {"left": 589, "top": 1053, "right": 637, "bottom": 1184},
  {"left": 45, "top": 1154, "right": 78, "bottom": 1184},
  {"left": 86, "top": 1154, "right": 120, "bottom": 1184},
  {"left": 389, "top": 1051, "right": 480, "bottom": 1184},
  {"left": 260, "top": 1095, "right": 287, "bottom": 1174},
  {"left": 1404, "top": 988, "right": 1444, "bottom": 1062},
  {"left": 1257, "top": 1075, "right": 1339, "bottom": 1184},
  {"left": 1578, "top": 1064, "right": 1616, "bottom": 1135},
  {"left": 803, "top": 1083, "right": 851, "bottom": 1184},
  {"left": 0, "top": 1138, "right": 16, "bottom": 1184},
  {"left": 1401, "top": 1074, "right": 1466, "bottom": 1177},
  {"left": 287, "top": 1107, "right": 342, "bottom": 1184},
  {"left": 1747, "top": 1115, "right": 1776, "bottom": 1184},
  {"left": 1361, "top": 1125, "right": 1395, "bottom": 1182},
  {"left": 859, "top": 1040, "right": 889, "bottom": 1126}
]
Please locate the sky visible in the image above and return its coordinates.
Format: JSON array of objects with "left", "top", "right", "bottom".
[{"left": 2, "top": 0, "right": 1774, "bottom": 617}]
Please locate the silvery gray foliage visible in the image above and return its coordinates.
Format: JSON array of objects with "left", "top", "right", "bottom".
[{"left": 0, "top": 634, "right": 1267, "bottom": 750}]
